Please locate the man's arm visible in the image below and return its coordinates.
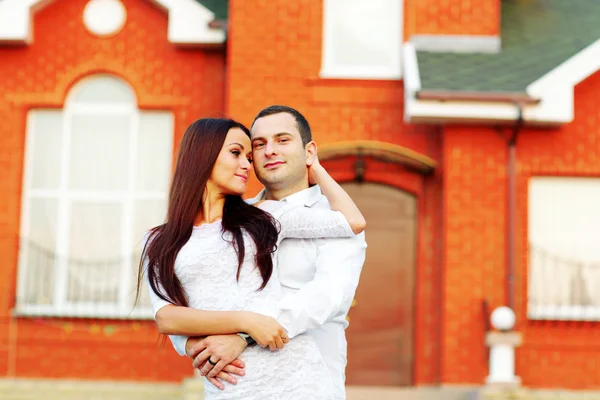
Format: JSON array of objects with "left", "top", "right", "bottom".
[
  {"left": 169, "top": 334, "right": 191, "bottom": 357},
  {"left": 277, "top": 232, "right": 366, "bottom": 338},
  {"left": 181, "top": 335, "right": 247, "bottom": 390}
]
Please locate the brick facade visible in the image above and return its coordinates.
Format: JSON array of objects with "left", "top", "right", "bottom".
[
  {"left": 0, "top": 0, "right": 224, "bottom": 381},
  {"left": 227, "top": 0, "right": 444, "bottom": 385},
  {"left": 405, "top": 0, "right": 501, "bottom": 37},
  {"left": 0, "top": 0, "right": 598, "bottom": 391},
  {"left": 516, "top": 71, "right": 600, "bottom": 388},
  {"left": 439, "top": 71, "right": 600, "bottom": 387}
]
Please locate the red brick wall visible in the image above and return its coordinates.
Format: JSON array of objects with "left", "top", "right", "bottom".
[
  {"left": 440, "top": 71, "right": 600, "bottom": 388},
  {"left": 233, "top": 0, "right": 600, "bottom": 389},
  {"left": 0, "top": 0, "right": 225, "bottom": 381},
  {"left": 516, "top": 70, "right": 600, "bottom": 389},
  {"left": 4, "top": 0, "right": 594, "bottom": 390},
  {"left": 227, "top": 0, "right": 444, "bottom": 385},
  {"left": 227, "top": 0, "right": 440, "bottom": 195},
  {"left": 442, "top": 126, "right": 508, "bottom": 384},
  {"left": 405, "top": 0, "right": 501, "bottom": 37}
]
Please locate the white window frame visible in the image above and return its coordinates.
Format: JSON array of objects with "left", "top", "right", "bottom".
[
  {"left": 320, "top": 0, "right": 403, "bottom": 80},
  {"left": 15, "top": 75, "right": 172, "bottom": 319},
  {"left": 527, "top": 177, "right": 600, "bottom": 321}
]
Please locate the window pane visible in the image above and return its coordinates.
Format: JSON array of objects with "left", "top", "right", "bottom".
[
  {"left": 133, "top": 199, "right": 167, "bottom": 248},
  {"left": 137, "top": 112, "right": 174, "bottom": 191},
  {"left": 330, "top": 0, "right": 399, "bottom": 68},
  {"left": 72, "top": 76, "right": 136, "bottom": 104},
  {"left": 323, "top": 0, "right": 402, "bottom": 78},
  {"left": 530, "top": 178, "right": 600, "bottom": 262},
  {"left": 67, "top": 202, "right": 122, "bottom": 303},
  {"left": 529, "top": 178, "right": 600, "bottom": 314},
  {"left": 132, "top": 199, "right": 167, "bottom": 308},
  {"left": 29, "top": 110, "right": 63, "bottom": 189},
  {"left": 21, "top": 198, "right": 58, "bottom": 305},
  {"left": 69, "top": 114, "right": 130, "bottom": 191}
]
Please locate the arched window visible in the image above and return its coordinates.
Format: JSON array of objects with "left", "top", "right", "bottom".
[{"left": 16, "top": 75, "right": 173, "bottom": 318}]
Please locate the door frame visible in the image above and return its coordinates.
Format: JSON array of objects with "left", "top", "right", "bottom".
[{"left": 321, "top": 149, "right": 443, "bottom": 386}]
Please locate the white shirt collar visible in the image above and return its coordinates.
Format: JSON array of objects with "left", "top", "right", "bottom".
[{"left": 247, "top": 185, "right": 322, "bottom": 207}]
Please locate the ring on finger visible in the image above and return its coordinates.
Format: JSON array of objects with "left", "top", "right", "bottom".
[{"left": 208, "top": 357, "right": 218, "bottom": 366}]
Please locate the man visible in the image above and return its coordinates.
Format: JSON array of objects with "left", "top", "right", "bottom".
[{"left": 168, "top": 105, "right": 366, "bottom": 399}]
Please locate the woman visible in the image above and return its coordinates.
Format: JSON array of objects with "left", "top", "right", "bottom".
[{"left": 138, "top": 118, "right": 365, "bottom": 400}]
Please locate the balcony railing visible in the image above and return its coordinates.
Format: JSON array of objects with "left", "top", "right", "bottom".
[
  {"left": 528, "top": 244, "right": 600, "bottom": 320},
  {"left": 15, "top": 239, "right": 154, "bottom": 319}
]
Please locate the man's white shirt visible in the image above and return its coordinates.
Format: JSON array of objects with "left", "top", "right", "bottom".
[{"left": 166, "top": 185, "right": 366, "bottom": 398}]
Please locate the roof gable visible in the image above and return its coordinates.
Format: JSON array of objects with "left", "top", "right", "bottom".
[
  {"left": 416, "top": 0, "right": 600, "bottom": 92},
  {"left": 404, "top": 0, "right": 600, "bottom": 125}
]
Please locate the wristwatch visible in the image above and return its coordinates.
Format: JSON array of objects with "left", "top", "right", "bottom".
[{"left": 237, "top": 332, "right": 256, "bottom": 346}]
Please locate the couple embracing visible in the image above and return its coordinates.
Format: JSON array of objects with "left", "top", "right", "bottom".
[{"left": 139, "top": 105, "right": 367, "bottom": 400}]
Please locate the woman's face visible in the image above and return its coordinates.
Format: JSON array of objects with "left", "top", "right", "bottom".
[{"left": 207, "top": 127, "right": 253, "bottom": 196}]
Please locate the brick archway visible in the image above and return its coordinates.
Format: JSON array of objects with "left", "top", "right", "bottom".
[
  {"left": 320, "top": 144, "right": 437, "bottom": 387},
  {"left": 319, "top": 140, "right": 436, "bottom": 176}
]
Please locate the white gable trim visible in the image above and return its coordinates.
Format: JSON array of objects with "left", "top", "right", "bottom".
[
  {"left": 0, "top": 0, "right": 40, "bottom": 44},
  {"left": 528, "top": 39, "right": 600, "bottom": 93},
  {"left": 402, "top": 42, "right": 421, "bottom": 123},
  {"left": 404, "top": 38, "right": 600, "bottom": 125},
  {"left": 0, "top": 0, "right": 225, "bottom": 45},
  {"left": 525, "top": 38, "right": 600, "bottom": 124},
  {"left": 411, "top": 34, "right": 501, "bottom": 54}
]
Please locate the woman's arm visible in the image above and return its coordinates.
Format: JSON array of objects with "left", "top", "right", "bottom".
[
  {"left": 143, "top": 251, "right": 288, "bottom": 350},
  {"left": 155, "top": 305, "right": 245, "bottom": 336},
  {"left": 155, "top": 305, "right": 288, "bottom": 349},
  {"left": 257, "top": 159, "right": 366, "bottom": 238},
  {"left": 309, "top": 158, "right": 366, "bottom": 234}
]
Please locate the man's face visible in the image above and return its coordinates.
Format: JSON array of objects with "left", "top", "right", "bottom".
[{"left": 251, "top": 112, "right": 308, "bottom": 190}]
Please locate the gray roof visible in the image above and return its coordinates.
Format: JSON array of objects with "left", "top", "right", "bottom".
[
  {"left": 417, "top": 0, "right": 600, "bottom": 92},
  {"left": 195, "top": 0, "right": 228, "bottom": 20}
]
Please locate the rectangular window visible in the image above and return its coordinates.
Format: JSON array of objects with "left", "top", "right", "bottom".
[
  {"left": 320, "top": 0, "right": 403, "bottom": 79},
  {"left": 16, "top": 93, "right": 173, "bottom": 319},
  {"left": 528, "top": 177, "right": 600, "bottom": 320}
]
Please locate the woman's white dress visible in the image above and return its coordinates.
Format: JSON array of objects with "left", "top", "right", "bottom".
[{"left": 146, "top": 201, "right": 354, "bottom": 400}]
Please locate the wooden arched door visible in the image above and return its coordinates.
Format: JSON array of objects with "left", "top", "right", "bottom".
[{"left": 342, "top": 182, "right": 417, "bottom": 386}]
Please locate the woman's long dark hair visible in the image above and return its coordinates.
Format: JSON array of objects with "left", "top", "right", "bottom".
[{"left": 136, "top": 118, "right": 279, "bottom": 308}]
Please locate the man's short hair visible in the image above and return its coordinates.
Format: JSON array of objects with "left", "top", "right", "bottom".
[{"left": 252, "top": 105, "right": 312, "bottom": 146}]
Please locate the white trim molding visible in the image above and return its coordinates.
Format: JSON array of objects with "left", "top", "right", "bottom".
[
  {"left": 0, "top": 0, "right": 225, "bottom": 45},
  {"left": 411, "top": 34, "right": 501, "bottom": 54},
  {"left": 404, "top": 38, "right": 600, "bottom": 125},
  {"left": 525, "top": 38, "right": 600, "bottom": 125},
  {"left": 402, "top": 42, "right": 421, "bottom": 123},
  {"left": 528, "top": 306, "right": 600, "bottom": 321}
]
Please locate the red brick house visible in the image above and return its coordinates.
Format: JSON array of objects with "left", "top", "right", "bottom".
[{"left": 1, "top": 0, "right": 600, "bottom": 395}]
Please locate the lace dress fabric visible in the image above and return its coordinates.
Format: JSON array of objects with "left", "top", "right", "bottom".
[{"left": 148, "top": 201, "right": 354, "bottom": 400}]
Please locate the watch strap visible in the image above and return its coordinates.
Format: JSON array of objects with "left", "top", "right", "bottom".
[{"left": 237, "top": 332, "right": 256, "bottom": 346}]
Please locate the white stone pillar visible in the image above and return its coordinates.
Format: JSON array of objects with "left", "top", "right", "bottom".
[{"left": 485, "top": 306, "right": 522, "bottom": 387}]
